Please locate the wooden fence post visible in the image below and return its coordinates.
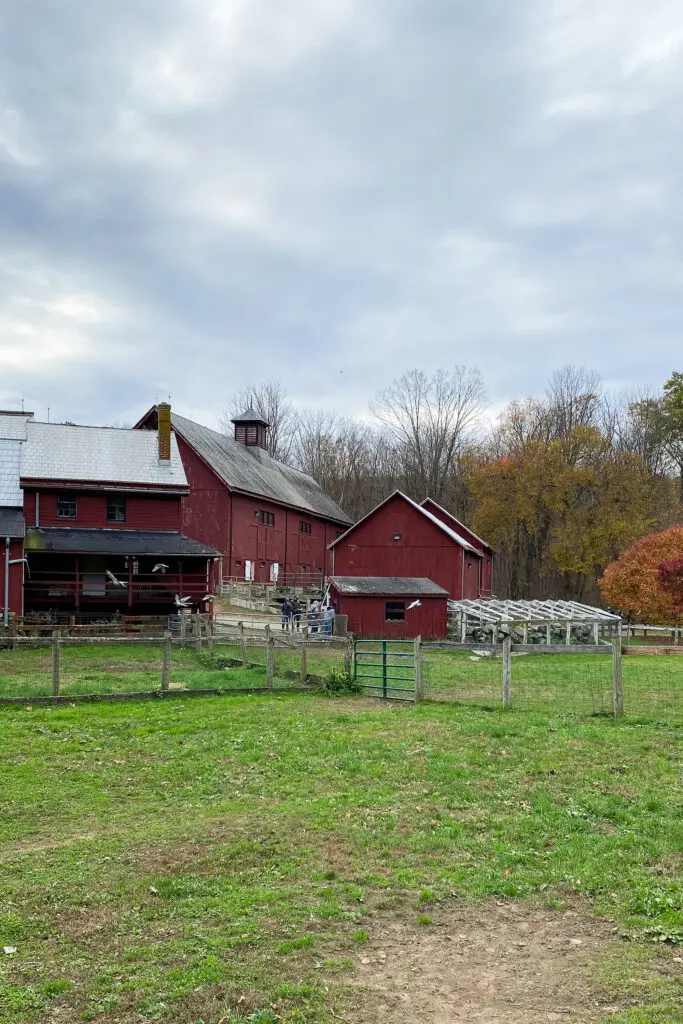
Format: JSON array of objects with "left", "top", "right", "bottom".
[
  {"left": 300, "top": 636, "right": 308, "bottom": 686},
  {"left": 502, "top": 634, "right": 512, "bottom": 709},
  {"left": 414, "top": 635, "right": 423, "bottom": 703},
  {"left": 51, "top": 629, "right": 61, "bottom": 697},
  {"left": 239, "top": 621, "right": 247, "bottom": 666},
  {"left": 612, "top": 622, "right": 624, "bottom": 718},
  {"left": 343, "top": 637, "right": 351, "bottom": 680},
  {"left": 266, "top": 637, "right": 275, "bottom": 690},
  {"left": 161, "top": 630, "right": 171, "bottom": 690},
  {"left": 593, "top": 622, "right": 600, "bottom": 645},
  {"left": 179, "top": 613, "right": 186, "bottom": 648}
]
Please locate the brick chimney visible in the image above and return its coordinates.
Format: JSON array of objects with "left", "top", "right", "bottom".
[{"left": 157, "top": 402, "right": 172, "bottom": 462}]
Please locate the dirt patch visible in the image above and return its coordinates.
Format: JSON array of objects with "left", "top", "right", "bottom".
[
  {"left": 342, "top": 900, "right": 621, "bottom": 1023},
  {"left": 0, "top": 833, "right": 97, "bottom": 858}
]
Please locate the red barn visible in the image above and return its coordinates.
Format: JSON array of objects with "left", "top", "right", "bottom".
[
  {"left": 329, "top": 490, "right": 491, "bottom": 600},
  {"left": 135, "top": 406, "right": 351, "bottom": 586},
  {"left": 420, "top": 498, "right": 494, "bottom": 597},
  {"left": 329, "top": 577, "right": 448, "bottom": 639},
  {"left": 1, "top": 407, "right": 218, "bottom": 622}
]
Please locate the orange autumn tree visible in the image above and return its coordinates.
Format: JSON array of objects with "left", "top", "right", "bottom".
[{"left": 599, "top": 526, "right": 683, "bottom": 624}]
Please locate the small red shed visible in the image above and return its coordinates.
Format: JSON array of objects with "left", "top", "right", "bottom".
[{"left": 329, "top": 576, "right": 448, "bottom": 639}]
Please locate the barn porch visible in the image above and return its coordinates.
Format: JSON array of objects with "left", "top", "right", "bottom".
[{"left": 23, "top": 528, "right": 218, "bottom": 615}]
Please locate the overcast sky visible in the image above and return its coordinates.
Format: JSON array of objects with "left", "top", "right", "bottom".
[{"left": 0, "top": 1, "right": 681, "bottom": 428}]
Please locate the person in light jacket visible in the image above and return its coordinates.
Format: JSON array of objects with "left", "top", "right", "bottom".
[{"left": 323, "top": 603, "right": 336, "bottom": 637}]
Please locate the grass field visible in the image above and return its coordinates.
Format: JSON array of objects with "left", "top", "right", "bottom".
[{"left": 0, "top": 688, "right": 681, "bottom": 1024}]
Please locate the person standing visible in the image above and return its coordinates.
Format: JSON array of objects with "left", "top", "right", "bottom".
[
  {"left": 308, "top": 600, "right": 319, "bottom": 634},
  {"left": 281, "top": 597, "right": 291, "bottom": 631},
  {"left": 323, "top": 603, "right": 336, "bottom": 637},
  {"left": 292, "top": 596, "right": 302, "bottom": 632}
]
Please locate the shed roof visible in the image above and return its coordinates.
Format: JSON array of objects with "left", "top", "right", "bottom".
[
  {"left": 0, "top": 507, "right": 25, "bottom": 538},
  {"left": 328, "top": 490, "right": 478, "bottom": 553},
  {"left": 330, "top": 576, "right": 448, "bottom": 597},
  {"left": 24, "top": 528, "right": 217, "bottom": 557},
  {"left": 169, "top": 412, "right": 351, "bottom": 524},
  {"left": 20, "top": 423, "right": 188, "bottom": 489}
]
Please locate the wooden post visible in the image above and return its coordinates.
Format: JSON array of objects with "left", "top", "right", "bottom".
[
  {"left": 161, "top": 630, "right": 171, "bottom": 690},
  {"left": 51, "top": 629, "right": 61, "bottom": 696},
  {"left": 300, "top": 636, "right": 308, "bottom": 685},
  {"left": 593, "top": 622, "right": 600, "bottom": 645},
  {"left": 612, "top": 621, "right": 624, "bottom": 718},
  {"left": 414, "top": 635, "right": 423, "bottom": 703},
  {"left": 344, "top": 637, "right": 352, "bottom": 680},
  {"left": 180, "top": 613, "right": 186, "bottom": 648},
  {"left": 266, "top": 637, "right": 275, "bottom": 690},
  {"left": 193, "top": 614, "right": 201, "bottom": 651},
  {"left": 546, "top": 622, "right": 551, "bottom": 646},
  {"left": 502, "top": 633, "right": 512, "bottom": 709},
  {"left": 565, "top": 620, "right": 571, "bottom": 645},
  {"left": 265, "top": 623, "right": 271, "bottom": 642},
  {"left": 522, "top": 621, "right": 528, "bottom": 645},
  {"left": 239, "top": 621, "right": 247, "bottom": 665},
  {"left": 460, "top": 611, "right": 466, "bottom": 643}
]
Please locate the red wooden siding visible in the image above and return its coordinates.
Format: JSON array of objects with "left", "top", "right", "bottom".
[
  {"left": 175, "top": 437, "right": 231, "bottom": 558},
  {"left": 421, "top": 498, "right": 493, "bottom": 596},
  {"left": 332, "top": 493, "right": 468, "bottom": 599},
  {"left": 332, "top": 589, "right": 447, "bottom": 640},
  {"left": 25, "top": 490, "right": 181, "bottom": 531},
  {"left": 1, "top": 539, "right": 24, "bottom": 617}
]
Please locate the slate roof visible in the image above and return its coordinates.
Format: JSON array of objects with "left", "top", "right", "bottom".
[
  {"left": 328, "top": 490, "right": 478, "bottom": 553},
  {"left": 0, "top": 414, "right": 32, "bottom": 441},
  {"left": 24, "top": 528, "right": 217, "bottom": 556},
  {"left": 0, "top": 507, "right": 25, "bottom": 538},
  {"left": 171, "top": 412, "right": 352, "bottom": 525},
  {"left": 0, "top": 440, "right": 24, "bottom": 506},
  {"left": 330, "top": 577, "right": 448, "bottom": 597},
  {"left": 20, "top": 423, "right": 188, "bottom": 489}
]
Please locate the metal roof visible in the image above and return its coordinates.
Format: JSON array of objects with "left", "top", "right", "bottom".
[
  {"left": 24, "top": 528, "right": 217, "bottom": 557},
  {"left": 420, "top": 498, "right": 494, "bottom": 554},
  {"left": 449, "top": 598, "right": 621, "bottom": 623},
  {"left": 20, "top": 422, "right": 188, "bottom": 489},
  {"left": 329, "top": 490, "right": 478, "bottom": 553},
  {"left": 0, "top": 507, "right": 25, "bottom": 538},
  {"left": 171, "top": 412, "right": 352, "bottom": 525},
  {"left": 331, "top": 576, "right": 448, "bottom": 597},
  {"left": 231, "top": 407, "right": 269, "bottom": 426}
]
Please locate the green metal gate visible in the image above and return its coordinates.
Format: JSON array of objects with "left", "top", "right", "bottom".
[{"left": 353, "top": 639, "right": 416, "bottom": 701}]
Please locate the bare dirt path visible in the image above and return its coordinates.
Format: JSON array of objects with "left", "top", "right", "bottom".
[{"left": 341, "top": 900, "right": 622, "bottom": 1023}]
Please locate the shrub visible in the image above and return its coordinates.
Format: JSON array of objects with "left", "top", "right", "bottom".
[{"left": 323, "top": 668, "right": 361, "bottom": 695}]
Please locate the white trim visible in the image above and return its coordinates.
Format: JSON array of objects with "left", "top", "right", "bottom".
[{"left": 420, "top": 497, "right": 494, "bottom": 553}]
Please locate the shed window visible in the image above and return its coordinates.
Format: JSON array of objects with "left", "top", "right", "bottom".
[
  {"left": 385, "top": 601, "right": 406, "bottom": 622},
  {"left": 255, "top": 510, "right": 275, "bottom": 527},
  {"left": 107, "top": 496, "right": 126, "bottom": 522},
  {"left": 57, "top": 494, "right": 77, "bottom": 519},
  {"left": 299, "top": 520, "right": 311, "bottom": 535}
]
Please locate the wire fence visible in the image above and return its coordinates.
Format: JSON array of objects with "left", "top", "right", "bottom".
[
  {"left": 0, "top": 633, "right": 352, "bottom": 703},
  {"left": 422, "top": 641, "right": 682, "bottom": 720}
]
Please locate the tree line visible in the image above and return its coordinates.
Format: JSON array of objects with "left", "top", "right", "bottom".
[{"left": 224, "top": 367, "right": 683, "bottom": 603}]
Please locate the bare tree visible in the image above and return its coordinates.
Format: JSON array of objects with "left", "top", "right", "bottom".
[
  {"left": 371, "top": 367, "right": 486, "bottom": 501},
  {"left": 221, "top": 379, "right": 296, "bottom": 462}
]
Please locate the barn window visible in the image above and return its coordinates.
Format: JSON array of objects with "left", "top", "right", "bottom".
[
  {"left": 57, "top": 494, "right": 77, "bottom": 519},
  {"left": 385, "top": 601, "right": 406, "bottom": 621},
  {"left": 255, "top": 510, "right": 275, "bottom": 527},
  {"left": 299, "top": 520, "right": 311, "bottom": 535},
  {"left": 107, "top": 496, "right": 126, "bottom": 522},
  {"left": 393, "top": 533, "right": 402, "bottom": 541}
]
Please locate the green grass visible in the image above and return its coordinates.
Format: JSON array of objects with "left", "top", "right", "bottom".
[{"left": 0, "top": 690, "right": 681, "bottom": 1023}]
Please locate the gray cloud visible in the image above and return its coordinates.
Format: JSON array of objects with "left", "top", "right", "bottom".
[{"left": 0, "top": 0, "right": 681, "bottom": 427}]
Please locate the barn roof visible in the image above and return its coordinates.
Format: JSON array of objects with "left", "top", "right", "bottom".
[
  {"left": 20, "top": 422, "right": 188, "bottom": 490},
  {"left": 169, "top": 412, "right": 352, "bottom": 525},
  {"left": 331, "top": 576, "right": 448, "bottom": 596},
  {"left": 420, "top": 497, "right": 495, "bottom": 554},
  {"left": 24, "top": 527, "right": 217, "bottom": 557},
  {"left": 328, "top": 490, "right": 479, "bottom": 553},
  {"left": 231, "top": 407, "right": 269, "bottom": 426},
  {"left": 0, "top": 507, "right": 25, "bottom": 538}
]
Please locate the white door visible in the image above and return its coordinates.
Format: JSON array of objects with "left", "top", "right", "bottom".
[
  {"left": 269, "top": 562, "right": 280, "bottom": 583},
  {"left": 245, "top": 560, "right": 254, "bottom": 581}
]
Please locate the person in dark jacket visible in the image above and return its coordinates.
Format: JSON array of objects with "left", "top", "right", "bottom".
[{"left": 281, "top": 597, "right": 291, "bottom": 631}]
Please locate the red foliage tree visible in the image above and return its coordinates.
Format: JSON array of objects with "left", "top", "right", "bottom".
[
  {"left": 599, "top": 526, "right": 683, "bottom": 624},
  {"left": 657, "top": 558, "right": 683, "bottom": 614}
]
